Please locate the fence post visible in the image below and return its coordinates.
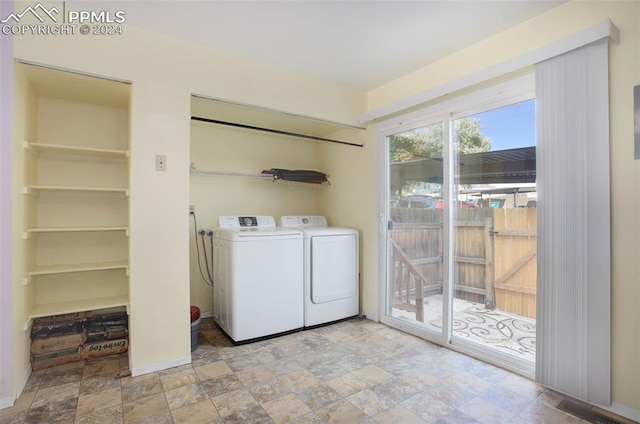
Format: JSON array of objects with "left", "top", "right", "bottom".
[
  {"left": 484, "top": 218, "right": 495, "bottom": 309},
  {"left": 415, "top": 275, "right": 424, "bottom": 322}
]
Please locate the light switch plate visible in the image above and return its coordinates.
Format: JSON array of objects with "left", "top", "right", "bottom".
[{"left": 156, "top": 154, "right": 166, "bottom": 171}]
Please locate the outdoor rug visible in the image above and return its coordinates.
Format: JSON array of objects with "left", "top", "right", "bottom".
[{"left": 429, "top": 306, "right": 536, "bottom": 362}]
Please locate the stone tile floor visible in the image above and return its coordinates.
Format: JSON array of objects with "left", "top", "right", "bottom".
[{"left": 0, "top": 317, "right": 597, "bottom": 423}]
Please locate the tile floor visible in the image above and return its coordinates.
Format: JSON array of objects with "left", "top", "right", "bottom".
[{"left": 1, "top": 317, "right": 596, "bottom": 423}]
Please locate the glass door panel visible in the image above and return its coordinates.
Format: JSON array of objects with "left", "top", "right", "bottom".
[
  {"left": 386, "top": 122, "right": 445, "bottom": 335},
  {"left": 450, "top": 101, "right": 537, "bottom": 366}
]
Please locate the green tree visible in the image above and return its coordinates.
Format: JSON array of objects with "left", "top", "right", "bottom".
[
  {"left": 389, "top": 117, "right": 491, "bottom": 162},
  {"left": 454, "top": 118, "right": 491, "bottom": 154}
]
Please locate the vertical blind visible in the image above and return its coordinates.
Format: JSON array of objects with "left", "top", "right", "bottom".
[{"left": 535, "top": 39, "right": 611, "bottom": 406}]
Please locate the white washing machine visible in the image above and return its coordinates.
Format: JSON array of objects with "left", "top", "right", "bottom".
[
  {"left": 279, "top": 216, "right": 359, "bottom": 327},
  {"left": 213, "top": 216, "right": 303, "bottom": 343}
]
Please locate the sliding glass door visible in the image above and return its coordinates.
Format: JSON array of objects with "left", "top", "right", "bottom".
[
  {"left": 450, "top": 105, "right": 537, "bottom": 371},
  {"left": 384, "top": 120, "right": 447, "bottom": 338},
  {"left": 378, "top": 88, "right": 536, "bottom": 375}
]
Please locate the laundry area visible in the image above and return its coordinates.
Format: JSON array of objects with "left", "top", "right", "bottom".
[
  {"left": 4, "top": 1, "right": 639, "bottom": 423},
  {"left": 188, "top": 96, "right": 365, "bottom": 344}
]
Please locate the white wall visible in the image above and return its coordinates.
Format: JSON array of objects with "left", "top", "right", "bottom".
[
  {"left": 366, "top": 0, "right": 640, "bottom": 414},
  {"left": 189, "top": 122, "right": 321, "bottom": 314}
]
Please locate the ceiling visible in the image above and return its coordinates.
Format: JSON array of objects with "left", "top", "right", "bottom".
[{"left": 104, "top": 1, "right": 563, "bottom": 91}]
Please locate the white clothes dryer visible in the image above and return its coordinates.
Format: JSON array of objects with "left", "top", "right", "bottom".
[
  {"left": 279, "top": 216, "right": 359, "bottom": 327},
  {"left": 213, "top": 216, "right": 303, "bottom": 343}
]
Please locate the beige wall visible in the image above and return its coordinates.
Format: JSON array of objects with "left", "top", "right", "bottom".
[
  {"left": 366, "top": 0, "right": 640, "bottom": 413},
  {"left": 317, "top": 128, "right": 376, "bottom": 317},
  {"left": 189, "top": 122, "right": 320, "bottom": 314},
  {"left": 11, "top": 64, "right": 38, "bottom": 400},
  {"left": 8, "top": 0, "right": 638, "bottom": 415}
]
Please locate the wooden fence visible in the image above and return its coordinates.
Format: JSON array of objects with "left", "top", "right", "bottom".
[
  {"left": 389, "top": 207, "right": 537, "bottom": 319},
  {"left": 390, "top": 218, "right": 442, "bottom": 322},
  {"left": 493, "top": 208, "right": 537, "bottom": 318}
]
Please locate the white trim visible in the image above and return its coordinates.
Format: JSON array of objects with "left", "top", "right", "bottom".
[
  {"left": 362, "top": 19, "right": 619, "bottom": 123},
  {"left": 0, "top": 362, "right": 30, "bottom": 410},
  {"left": 374, "top": 74, "right": 535, "bottom": 133},
  {"left": 374, "top": 125, "right": 386, "bottom": 324},
  {"left": 374, "top": 74, "right": 537, "bottom": 376},
  {"left": 371, "top": 132, "right": 383, "bottom": 324},
  {"left": 601, "top": 403, "right": 640, "bottom": 423},
  {"left": 362, "top": 308, "right": 379, "bottom": 322},
  {"left": 131, "top": 355, "right": 191, "bottom": 377},
  {"left": 13, "top": 364, "right": 31, "bottom": 405},
  {"left": 450, "top": 337, "right": 535, "bottom": 379},
  {"left": 200, "top": 310, "right": 214, "bottom": 319},
  {"left": 0, "top": 396, "right": 13, "bottom": 410},
  {"left": 14, "top": 59, "right": 132, "bottom": 85}
]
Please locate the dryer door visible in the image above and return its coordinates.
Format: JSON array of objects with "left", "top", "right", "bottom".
[{"left": 311, "top": 234, "right": 357, "bottom": 303}]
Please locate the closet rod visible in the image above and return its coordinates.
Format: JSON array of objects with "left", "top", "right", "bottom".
[{"left": 190, "top": 116, "right": 364, "bottom": 148}]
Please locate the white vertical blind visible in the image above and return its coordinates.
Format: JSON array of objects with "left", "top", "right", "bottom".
[{"left": 535, "top": 39, "right": 611, "bottom": 406}]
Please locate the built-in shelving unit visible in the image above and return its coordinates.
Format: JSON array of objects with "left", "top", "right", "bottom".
[{"left": 16, "top": 63, "right": 131, "bottom": 331}]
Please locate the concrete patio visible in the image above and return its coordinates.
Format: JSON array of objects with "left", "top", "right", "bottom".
[{"left": 391, "top": 294, "right": 536, "bottom": 363}]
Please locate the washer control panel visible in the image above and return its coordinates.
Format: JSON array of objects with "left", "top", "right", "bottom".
[
  {"left": 279, "top": 216, "right": 328, "bottom": 228},
  {"left": 219, "top": 216, "right": 276, "bottom": 229}
]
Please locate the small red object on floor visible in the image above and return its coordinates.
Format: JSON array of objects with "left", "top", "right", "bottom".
[{"left": 190, "top": 306, "right": 200, "bottom": 323}]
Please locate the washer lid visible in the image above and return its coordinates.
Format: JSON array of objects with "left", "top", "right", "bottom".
[
  {"left": 219, "top": 215, "right": 277, "bottom": 229},
  {"left": 213, "top": 227, "right": 301, "bottom": 241}
]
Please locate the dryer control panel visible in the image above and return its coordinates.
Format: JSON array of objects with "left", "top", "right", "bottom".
[
  {"left": 219, "top": 216, "right": 276, "bottom": 229},
  {"left": 279, "top": 216, "right": 328, "bottom": 228}
]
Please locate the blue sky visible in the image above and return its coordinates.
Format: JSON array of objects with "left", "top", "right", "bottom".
[{"left": 471, "top": 99, "right": 536, "bottom": 151}]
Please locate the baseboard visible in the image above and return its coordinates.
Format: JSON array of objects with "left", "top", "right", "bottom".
[
  {"left": 0, "top": 365, "right": 31, "bottom": 410},
  {"left": 362, "top": 308, "right": 379, "bottom": 322},
  {"left": 16, "top": 364, "right": 30, "bottom": 400},
  {"left": 131, "top": 355, "right": 191, "bottom": 377},
  {"left": 0, "top": 396, "right": 14, "bottom": 410},
  {"left": 597, "top": 402, "right": 640, "bottom": 423},
  {"left": 201, "top": 311, "right": 214, "bottom": 319}
]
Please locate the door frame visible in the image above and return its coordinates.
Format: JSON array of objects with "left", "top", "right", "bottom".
[
  {"left": 374, "top": 74, "right": 536, "bottom": 378},
  {"left": 376, "top": 112, "right": 452, "bottom": 348}
]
